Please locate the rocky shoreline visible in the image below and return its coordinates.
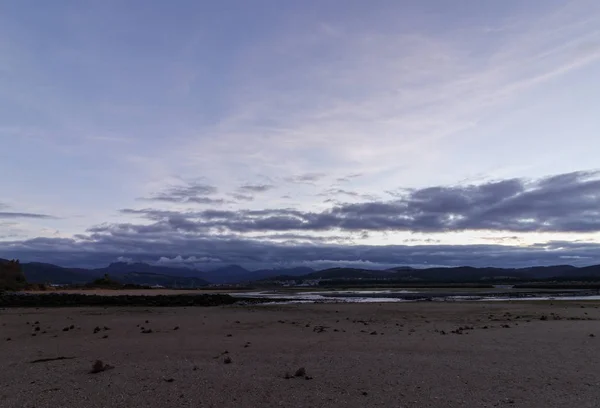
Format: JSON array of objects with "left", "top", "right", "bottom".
[{"left": 0, "top": 292, "right": 277, "bottom": 308}]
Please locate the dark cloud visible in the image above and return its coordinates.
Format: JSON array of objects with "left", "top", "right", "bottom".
[
  {"left": 116, "top": 171, "right": 600, "bottom": 234},
  {"left": 143, "top": 182, "right": 226, "bottom": 205},
  {"left": 3, "top": 234, "right": 600, "bottom": 270},
  {"left": 285, "top": 173, "right": 326, "bottom": 184},
  {"left": 238, "top": 184, "right": 275, "bottom": 193}
]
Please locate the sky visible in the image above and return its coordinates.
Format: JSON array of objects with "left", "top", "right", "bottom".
[{"left": 2, "top": 0, "right": 600, "bottom": 270}]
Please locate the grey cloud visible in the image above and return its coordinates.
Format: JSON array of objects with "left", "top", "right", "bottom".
[
  {"left": 117, "top": 171, "right": 600, "bottom": 233},
  {"left": 320, "top": 188, "right": 375, "bottom": 200},
  {"left": 238, "top": 184, "right": 275, "bottom": 193},
  {"left": 187, "top": 197, "right": 229, "bottom": 205},
  {"left": 230, "top": 193, "right": 254, "bottom": 202},
  {"left": 4, "top": 170, "right": 600, "bottom": 269},
  {"left": 336, "top": 173, "right": 362, "bottom": 183},
  {"left": 143, "top": 182, "right": 225, "bottom": 205},
  {"left": 0, "top": 212, "right": 56, "bottom": 219},
  {"left": 3, "top": 234, "right": 600, "bottom": 270},
  {"left": 285, "top": 173, "right": 326, "bottom": 184}
]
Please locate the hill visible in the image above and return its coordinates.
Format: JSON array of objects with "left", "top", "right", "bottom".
[{"left": 7, "top": 258, "right": 600, "bottom": 286}]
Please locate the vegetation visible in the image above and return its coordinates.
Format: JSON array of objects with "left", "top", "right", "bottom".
[
  {"left": 87, "top": 274, "right": 121, "bottom": 288},
  {"left": 0, "top": 259, "right": 27, "bottom": 291}
]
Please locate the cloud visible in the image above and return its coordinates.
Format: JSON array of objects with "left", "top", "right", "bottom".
[
  {"left": 142, "top": 182, "right": 228, "bottom": 205},
  {"left": 336, "top": 173, "right": 362, "bottom": 183},
  {"left": 229, "top": 193, "right": 254, "bottom": 202},
  {"left": 0, "top": 212, "right": 56, "bottom": 219},
  {"left": 0, "top": 202, "right": 56, "bottom": 219},
  {"left": 155, "top": 255, "right": 222, "bottom": 265},
  {"left": 119, "top": 171, "right": 600, "bottom": 234},
  {"left": 5, "top": 169, "right": 600, "bottom": 269},
  {"left": 237, "top": 184, "right": 275, "bottom": 193},
  {"left": 3, "top": 234, "right": 600, "bottom": 270},
  {"left": 285, "top": 173, "right": 326, "bottom": 184},
  {"left": 170, "top": 1, "right": 600, "bottom": 187},
  {"left": 319, "top": 188, "right": 375, "bottom": 200}
]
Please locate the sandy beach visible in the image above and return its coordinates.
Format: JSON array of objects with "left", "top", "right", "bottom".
[{"left": 1, "top": 301, "right": 599, "bottom": 407}]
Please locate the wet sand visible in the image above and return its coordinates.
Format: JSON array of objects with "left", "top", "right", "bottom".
[{"left": 1, "top": 301, "right": 599, "bottom": 407}]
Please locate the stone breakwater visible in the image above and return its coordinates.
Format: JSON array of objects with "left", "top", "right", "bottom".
[{"left": 0, "top": 292, "right": 274, "bottom": 308}]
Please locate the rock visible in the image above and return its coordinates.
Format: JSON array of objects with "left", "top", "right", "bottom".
[{"left": 89, "top": 360, "right": 114, "bottom": 374}]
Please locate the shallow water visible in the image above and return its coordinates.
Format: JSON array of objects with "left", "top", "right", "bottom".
[{"left": 232, "top": 289, "right": 600, "bottom": 303}]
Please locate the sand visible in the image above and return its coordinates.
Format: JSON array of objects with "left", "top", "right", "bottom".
[{"left": 1, "top": 301, "right": 599, "bottom": 407}]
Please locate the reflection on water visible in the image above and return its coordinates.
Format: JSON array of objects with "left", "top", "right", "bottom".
[{"left": 232, "top": 289, "right": 600, "bottom": 304}]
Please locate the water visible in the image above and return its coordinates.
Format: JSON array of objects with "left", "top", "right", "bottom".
[{"left": 232, "top": 289, "right": 600, "bottom": 304}]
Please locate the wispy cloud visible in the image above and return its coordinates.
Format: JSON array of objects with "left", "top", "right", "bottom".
[
  {"left": 170, "top": 1, "right": 600, "bottom": 191},
  {"left": 285, "top": 172, "right": 326, "bottom": 184},
  {"left": 238, "top": 184, "right": 275, "bottom": 193},
  {"left": 0, "top": 212, "right": 56, "bottom": 220},
  {"left": 319, "top": 188, "right": 376, "bottom": 200},
  {"left": 141, "top": 182, "right": 227, "bottom": 205}
]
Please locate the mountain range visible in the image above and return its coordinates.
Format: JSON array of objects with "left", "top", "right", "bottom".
[{"left": 4, "top": 258, "right": 600, "bottom": 287}]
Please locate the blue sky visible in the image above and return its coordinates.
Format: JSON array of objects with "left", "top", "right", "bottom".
[{"left": 2, "top": 0, "right": 600, "bottom": 269}]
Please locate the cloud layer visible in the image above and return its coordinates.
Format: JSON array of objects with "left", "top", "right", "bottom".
[
  {"left": 119, "top": 171, "right": 600, "bottom": 234},
  {"left": 2, "top": 171, "right": 600, "bottom": 269}
]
